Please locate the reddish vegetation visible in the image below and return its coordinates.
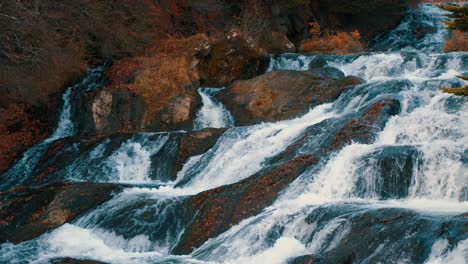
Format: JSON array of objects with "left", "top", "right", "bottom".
[
  {"left": 301, "top": 21, "right": 364, "bottom": 54},
  {"left": 0, "top": 104, "right": 52, "bottom": 173}
]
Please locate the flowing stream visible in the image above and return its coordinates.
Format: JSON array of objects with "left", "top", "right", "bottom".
[
  {"left": 193, "top": 88, "right": 234, "bottom": 130},
  {"left": 0, "top": 3, "right": 467, "bottom": 264}
]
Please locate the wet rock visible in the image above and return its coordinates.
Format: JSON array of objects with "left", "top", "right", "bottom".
[
  {"left": 91, "top": 90, "right": 113, "bottom": 131},
  {"left": 308, "top": 206, "right": 468, "bottom": 264},
  {"left": 0, "top": 182, "right": 120, "bottom": 244},
  {"left": 75, "top": 87, "right": 146, "bottom": 133},
  {"left": 197, "top": 33, "right": 270, "bottom": 87},
  {"left": 258, "top": 31, "right": 296, "bottom": 54},
  {"left": 51, "top": 258, "right": 109, "bottom": 264},
  {"left": 328, "top": 98, "right": 401, "bottom": 152},
  {"left": 355, "top": 146, "right": 419, "bottom": 199},
  {"left": 172, "top": 155, "right": 319, "bottom": 254},
  {"left": 288, "top": 255, "right": 323, "bottom": 264},
  {"left": 172, "top": 128, "right": 226, "bottom": 180},
  {"left": 308, "top": 56, "right": 328, "bottom": 69},
  {"left": 217, "top": 71, "right": 363, "bottom": 125},
  {"left": 28, "top": 128, "right": 225, "bottom": 184},
  {"left": 273, "top": 98, "right": 401, "bottom": 164},
  {"left": 308, "top": 67, "right": 345, "bottom": 79}
]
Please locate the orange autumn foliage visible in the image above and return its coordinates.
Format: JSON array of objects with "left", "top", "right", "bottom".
[
  {"left": 138, "top": 34, "right": 209, "bottom": 124},
  {"left": 443, "top": 30, "right": 468, "bottom": 52},
  {"left": 301, "top": 21, "right": 364, "bottom": 54}
]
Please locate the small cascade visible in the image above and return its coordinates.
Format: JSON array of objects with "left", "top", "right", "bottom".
[
  {"left": 0, "top": 68, "right": 106, "bottom": 190},
  {"left": 1, "top": 3, "right": 467, "bottom": 264},
  {"left": 29, "top": 133, "right": 182, "bottom": 184},
  {"left": 369, "top": 4, "right": 449, "bottom": 52},
  {"left": 267, "top": 54, "right": 316, "bottom": 71},
  {"left": 425, "top": 238, "right": 468, "bottom": 264},
  {"left": 178, "top": 103, "right": 336, "bottom": 193},
  {"left": 193, "top": 88, "right": 234, "bottom": 130}
]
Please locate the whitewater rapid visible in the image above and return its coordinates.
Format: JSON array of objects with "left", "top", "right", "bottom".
[{"left": 0, "top": 3, "right": 467, "bottom": 264}]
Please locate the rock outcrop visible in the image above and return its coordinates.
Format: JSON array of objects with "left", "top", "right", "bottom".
[
  {"left": 197, "top": 33, "right": 270, "bottom": 87},
  {"left": 171, "top": 97, "right": 402, "bottom": 254},
  {"left": 328, "top": 98, "right": 401, "bottom": 151},
  {"left": 0, "top": 182, "right": 120, "bottom": 244},
  {"left": 217, "top": 71, "right": 363, "bottom": 125},
  {"left": 172, "top": 155, "right": 320, "bottom": 254}
]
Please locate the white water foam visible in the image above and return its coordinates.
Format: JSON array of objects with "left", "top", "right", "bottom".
[
  {"left": 425, "top": 239, "right": 468, "bottom": 264},
  {"left": 178, "top": 103, "right": 337, "bottom": 193},
  {"left": 194, "top": 88, "right": 234, "bottom": 130}
]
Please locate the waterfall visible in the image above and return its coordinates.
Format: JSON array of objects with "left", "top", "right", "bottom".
[
  {"left": 193, "top": 88, "right": 234, "bottom": 130},
  {"left": 0, "top": 68, "right": 105, "bottom": 190},
  {"left": 1, "top": 3, "right": 467, "bottom": 264},
  {"left": 178, "top": 103, "right": 336, "bottom": 193}
]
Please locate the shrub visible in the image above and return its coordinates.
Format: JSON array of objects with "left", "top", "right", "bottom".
[{"left": 301, "top": 21, "right": 364, "bottom": 54}]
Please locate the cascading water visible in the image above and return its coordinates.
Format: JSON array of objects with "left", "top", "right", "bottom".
[
  {"left": 1, "top": 3, "right": 467, "bottom": 264},
  {"left": 0, "top": 67, "right": 106, "bottom": 191},
  {"left": 193, "top": 88, "right": 234, "bottom": 130}
]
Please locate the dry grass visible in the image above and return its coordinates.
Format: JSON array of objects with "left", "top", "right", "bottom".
[
  {"left": 107, "top": 34, "right": 208, "bottom": 125},
  {"left": 300, "top": 21, "right": 364, "bottom": 54},
  {"left": 441, "top": 86, "right": 468, "bottom": 96}
]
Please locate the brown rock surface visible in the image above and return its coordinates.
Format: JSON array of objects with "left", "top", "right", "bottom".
[
  {"left": 0, "top": 182, "right": 120, "bottom": 244},
  {"left": 172, "top": 128, "right": 226, "bottom": 179},
  {"left": 328, "top": 98, "right": 401, "bottom": 151},
  {"left": 197, "top": 32, "right": 270, "bottom": 87},
  {"left": 172, "top": 155, "right": 319, "bottom": 254},
  {"left": 217, "top": 71, "right": 363, "bottom": 125}
]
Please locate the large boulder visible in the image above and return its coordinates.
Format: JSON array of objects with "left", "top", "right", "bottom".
[
  {"left": 197, "top": 32, "right": 270, "bottom": 87},
  {"left": 0, "top": 182, "right": 120, "bottom": 244},
  {"left": 217, "top": 71, "right": 363, "bottom": 125},
  {"left": 75, "top": 50, "right": 202, "bottom": 134},
  {"left": 172, "top": 155, "right": 319, "bottom": 254}
]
